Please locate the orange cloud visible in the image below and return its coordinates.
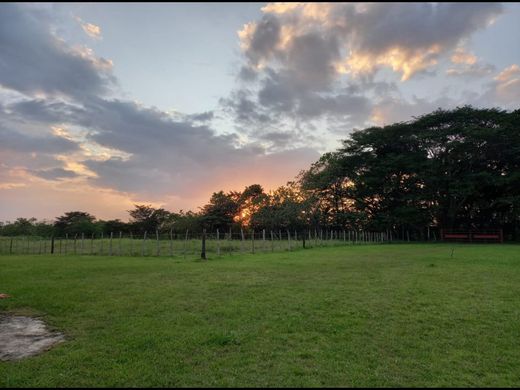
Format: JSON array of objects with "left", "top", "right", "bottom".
[
  {"left": 344, "top": 45, "right": 441, "bottom": 81},
  {"left": 75, "top": 16, "right": 102, "bottom": 40},
  {"left": 450, "top": 47, "right": 477, "bottom": 65},
  {"left": 494, "top": 64, "right": 520, "bottom": 83}
]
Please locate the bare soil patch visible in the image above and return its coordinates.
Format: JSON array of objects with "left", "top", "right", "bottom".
[{"left": 0, "top": 315, "right": 64, "bottom": 361}]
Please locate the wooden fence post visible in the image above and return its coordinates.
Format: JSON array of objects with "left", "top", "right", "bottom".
[
  {"left": 240, "top": 228, "right": 245, "bottom": 253},
  {"left": 228, "top": 228, "right": 232, "bottom": 256},
  {"left": 201, "top": 229, "right": 207, "bottom": 260},
  {"left": 216, "top": 229, "right": 220, "bottom": 257},
  {"left": 156, "top": 229, "right": 160, "bottom": 257},
  {"left": 183, "top": 230, "right": 188, "bottom": 259},
  {"left": 170, "top": 229, "right": 174, "bottom": 257}
]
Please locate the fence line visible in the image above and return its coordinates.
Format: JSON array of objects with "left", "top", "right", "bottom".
[{"left": 0, "top": 229, "right": 415, "bottom": 258}]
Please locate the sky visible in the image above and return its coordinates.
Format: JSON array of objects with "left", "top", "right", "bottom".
[{"left": 1, "top": 2, "right": 519, "bottom": 222}]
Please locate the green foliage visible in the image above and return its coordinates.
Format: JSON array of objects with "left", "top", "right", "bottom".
[
  {"left": 199, "top": 191, "right": 239, "bottom": 231},
  {"left": 128, "top": 204, "right": 174, "bottom": 233},
  {"left": 54, "top": 211, "right": 97, "bottom": 236},
  {"left": 0, "top": 218, "right": 37, "bottom": 236},
  {"left": 98, "top": 219, "right": 130, "bottom": 235},
  {"left": 299, "top": 106, "right": 520, "bottom": 238}
]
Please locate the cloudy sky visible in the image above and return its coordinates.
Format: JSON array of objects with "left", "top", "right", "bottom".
[{"left": 1, "top": 2, "right": 519, "bottom": 221}]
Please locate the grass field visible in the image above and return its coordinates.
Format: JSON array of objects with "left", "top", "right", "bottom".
[{"left": 1, "top": 244, "right": 519, "bottom": 387}]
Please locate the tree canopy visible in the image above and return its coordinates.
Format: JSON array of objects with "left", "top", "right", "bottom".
[{"left": 2, "top": 106, "right": 519, "bottom": 240}]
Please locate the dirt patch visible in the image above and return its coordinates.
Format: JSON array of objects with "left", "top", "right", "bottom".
[{"left": 0, "top": 315, "right": 64, "bottom": 361}]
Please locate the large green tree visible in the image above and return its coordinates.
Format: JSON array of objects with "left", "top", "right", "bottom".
[
  {"left": 199, "top": 191, "right": 239, "bottom": 231},
  {"left": 299, "top": 106, "right": 520, "bottom": 239},
  {"left": 54, "top": 212, "right": 97, "bottom": 236},
  {"left": 128, "top": 205, "right": 172, "bottom": 233}
]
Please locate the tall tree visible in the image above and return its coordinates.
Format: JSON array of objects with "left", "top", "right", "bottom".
[
  {"left": 128, "top": 204, "right": 171, "bottom": 233},
  {"left": 199, "top": 191, "right": 239, "bottom": 231},
  {"left": 54, "top": 212, "right": 97, "bottom": 236}
]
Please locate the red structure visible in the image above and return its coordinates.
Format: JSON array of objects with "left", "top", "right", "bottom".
[{"left": 441, "top": 229, "right": 503, "bottom": 243}]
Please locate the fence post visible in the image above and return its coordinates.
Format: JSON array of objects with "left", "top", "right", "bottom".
[
  {"left": 240, "top": 228, "right": 245, "bottom": 253},
  {"left": 251, "top": 229, "right": 255, "bottom": 254},
  {"left": 302, "top": 231, "right": 306, "bottom": 249},
  {"left": 156, "top": 229, "right": 160, "bottom": 256},
  {"left": 184, "top": 230, "right": 188, "bottom": 259},
  {"left": 142, "top": 231, "right": 146, "bottom": 257},
  {"left": 170, "top": 229, "right": 174, "bottom": 257},
  {"left": 201, "top": 229, "right": 207, "bottom": 260},
  {"left": 262, "top": 229, "right": 266, "bottom": 252},
  {"left": 216, "top": 229, "right": 220, "bottom": 257},
  {"left": 228, "top": 228, "right": 232, "bottom": 256},
  {"left": 270, "top": 230, "right": 274, "bottom": 252},
  {"left": 287, "top": 229, "right": 291, "bottom": 251},
  {"left": 119, "top": 231, "right": 122, "bottom": 255},
  {"left": 50, "top": 236, "right": 54, "bottom": 255}
]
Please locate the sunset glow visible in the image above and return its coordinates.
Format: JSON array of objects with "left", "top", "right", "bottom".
[{"left": 1, "top": 3, "right": 519, "bottom": 222}]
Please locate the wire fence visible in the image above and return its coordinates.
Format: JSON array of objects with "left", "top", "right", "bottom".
[{"left": 0, "top": 229, "right": 395, "bottom": 258}]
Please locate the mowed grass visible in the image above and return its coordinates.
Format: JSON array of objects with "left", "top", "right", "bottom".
[{"left": 1, "top": 244, "right": 519, "bottom": 387}]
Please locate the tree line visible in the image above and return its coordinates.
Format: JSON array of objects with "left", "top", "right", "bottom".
[{"left": 1, "top": 106, "right": 519, "bottom": 240}]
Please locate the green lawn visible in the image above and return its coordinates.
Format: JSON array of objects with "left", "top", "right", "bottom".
[{"left": 1, "top": 244, "right": 519, "bottom": 387}]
